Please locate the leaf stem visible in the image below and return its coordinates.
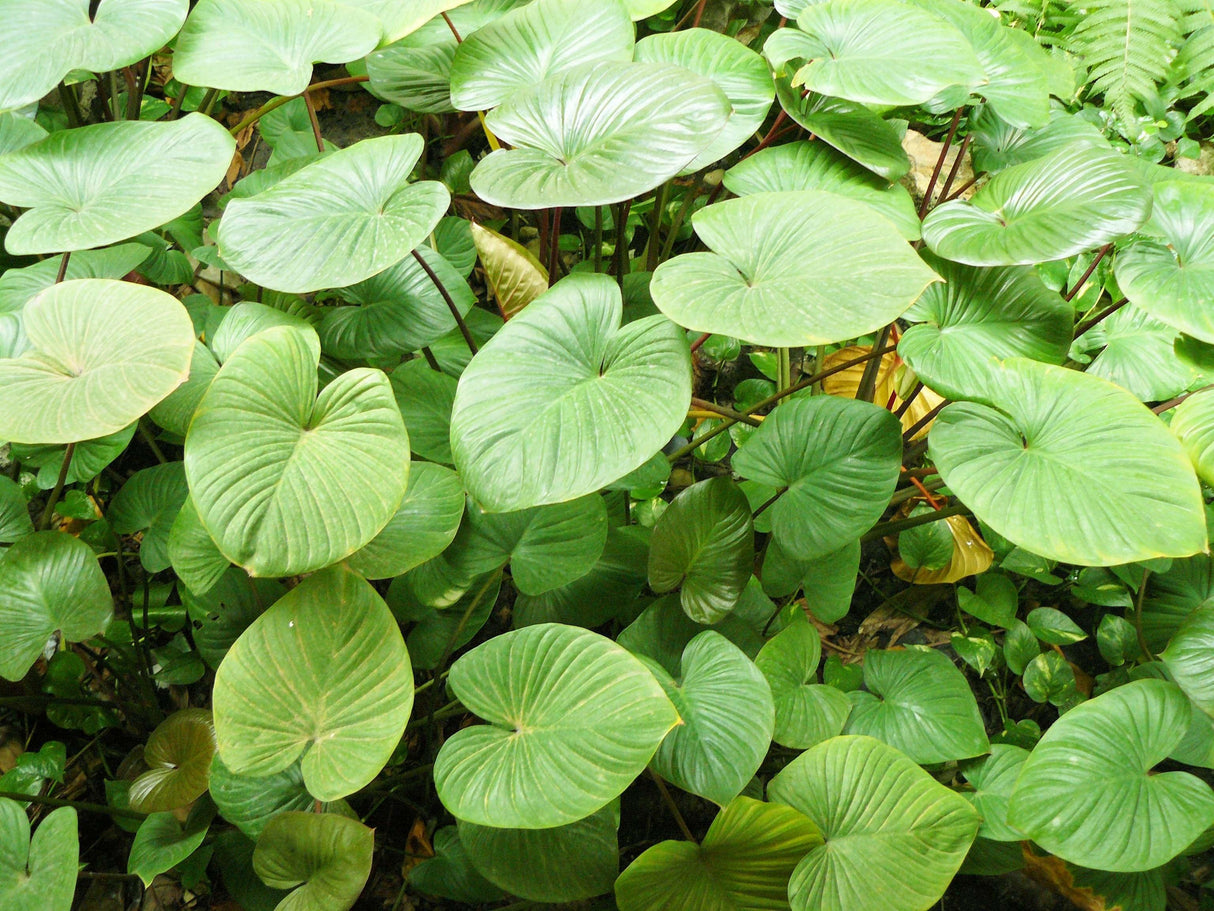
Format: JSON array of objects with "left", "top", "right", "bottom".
[
  {"left": 919, "top": 108, "right": 963, "bottom": 218},
  {"left": 1073, "top": 296, "right": 1128, "bottom": 337},
  {"left": 689, "top": 397, "right": 761, "bottom": 427},
  {"left": 854, "top": 325, "right": 891, "bottom": 403},
  {"left": 1153, "top": 384, "right": 1214, "bottom": 415},
  {"left": 646, "top": 181, "right": 669, "bottom": 272},
  {"left": 936, "top": 133, "right": 971, "bottom": 203},
  {"left": 411, "top": 249, "right": 478, "bottom": 354},
  {"left": 647, "top": 768, "right": 696, "bottom": 842},
  {"left": 860, "top": 502, "right": 968, "bottom": 542},
  {"left": 1064, "top": 244, "right": 1112, "bottom": 302},
  {"left": 1134, "top": 569, "right": 1155, "bottom": 663},
  {"left": 902, "top": 399, "right": 948, "bottom": 442},
  {"left": 614, "top": 200, "right": 632, "bottom": 291},
  {"left": 659, "top": 175, "right": 703, "bottom": 261},
  {"left": 36, "top": 442, "right": 75, "bottom": 531},
  {"left": 226, "top": 76, "right": 369, "bottom": 136},
  {"left": 0, "top": 790, "right": 146, "bottom": 822},
  {"left": 303, "top": 91, "right": 324, "bottom": 154},
  {"left": 55, "top": 252, "right": 71, "bottom": 283},
  {"left": 593, "top": 205, "right": 604, "bottom": 273},
  {"left": 59, "top": 82, "right": 83, "bottom": 128}
]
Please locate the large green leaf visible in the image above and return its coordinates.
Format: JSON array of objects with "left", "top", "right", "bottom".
[
  {"left": 212, "top": 566, "right": 414, "bottom": 801},
  {"left": 1116, "top": 181, "right": 1214, "bottom": 343},
  {"left": 650, "top": 191, "right": 939, "bottom": 346},
  {"left": 470, "top": 62, "right": 731, "bottom": 208},
  {"left": 433, "top": 623, "right": 679, "bottom": 828},
  {"left": 0, "top": 477, "right": 32, "bottom": 544},
  {"left": 390, "top": 359, "right": 457, "bottom": 463},
  {"left": 210, "top": 757, "right": 317, "bottom": 840},
  {"left": 173, "top": 0, "right": 381, "bottom": 96},
  {"left": 108, "top": 462, "right": 189, "bottom": 573},
  {"left": 348, "top": 0, "right": 479, "bottom": 43},
  {"left": 845, "top": 648, "right": 990, "bottom": 763},
  {"left": 1073, "top": 305, "right": 1195, "bottom": 402},
  {"left": 184, "top": 324, "right": 409, "bottom": 577},
  {"left": 898, "top": 253, "right": 1073, "bottom": 400},
  {"left": 449, "top": 0, "right": 634, "bottom": 110},
  {"left": 1007, "top": 679, "right": 1214, "bottom": 871},
  {"left": 0, "top": 115, "right": 234, "bottom": 254},
  {"left": 648, "top": 632, "right": 774, "bottom": 806},
  {"left": 615, "top": 796, "right": 823, "bottom": 911},
  {"left": 449, "top": 273, "right": 691, "bottom": 512},
  {"left": 0, "top": 802, "right": 77, "bottom": 911},
  {"left": 733, "top": 396, "right": 901, "bottom": 559},
  {"left": 648, "top": 477, "right": 753, "bottom": 624},
  {"left": 0, "top": 280, "right": 193, "bottom": 444},
  {"left": 1161, "top": 606, "right": 1214, "bottom": 717},
  {"left": 0, "top": 243, "right": 149, "bottom": 315},
  {"left": 922, "top": 143, "right": 1152, "bottom": 265},
  {"left": 1142, "top": 555, "right": 1214, "bottom": 652},
  {"left": 764, "top": 0, "right": 984, "bottom": 106},
  {"left": 0, "top": 0, "right": 188, "bottom": 112},
  {"left": 217, "top": 134, "right": 450, "bottom": 294},
  {"left": 756, "top": 613, "right": 852, "bottom": 749},
  {"left": 1172, "top": 389, "right": 1214, "bottom": 486},
  {"left": 768, "top": 735, "right": 981, "bottom": 911},
  {"left": 253, "top": 812, "right": 373, "bottom": 911},
  {"left": 458, "top": 802, "right": 619, "bottom": 902},
  {"left": 0, "top": 532, "right": 112, "bottom": 681},
  {"left": 929, "top": 358, "right": 1206, "bottom": 564},
  {"left": 129, "top": 709, "right": 216, "bottom": 814}
]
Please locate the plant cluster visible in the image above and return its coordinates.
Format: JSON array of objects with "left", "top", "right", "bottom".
[{"left": 2, "top": 1, "right": 1214, "bottom": 910}]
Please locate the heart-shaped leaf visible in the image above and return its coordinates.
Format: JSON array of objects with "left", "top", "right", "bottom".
[
  {"left": 253, "top": 812, "right": 373, "bottom": 911},
  {"left": 1007, "top": 679, "right": 1214, "bottom": 871},
  {"left": 108, "top": 462, "right": 189, "bottom": 573},
  {"left": 756, "top": 613, "right": 852, "bottom": 749},
  {"left": 0, "top": 243, "right": 149, "bottom": 315},
  {"left": 1074, "top": 305, "right": 1195, "bottom": 402},
  {"left": 960, "top": 745, "right": 1030, "bottom": 842},
  {"left": 129, "top": 708, "right": 217, "bottom": 814},
  {"left": 651, "top": 191, "right": 939, "bottom": 346},
  {"left": 469, "top": 221, "right": 548, "bottom": 318},
  {"left": 450, "top": 273, "right": 691, "bottom": 512},
  {"left": 128, "top": 799, "right": 213, "bottom": 887},
  {"left": 407, "top": 827, "right": 509, "bottom": 904},
  {"left": 0, "top": 801, "right": 77, "bottom": 911},
  {"left": 168, "top": 496, "right": 230, "bottom": 598},
  {"left": 217, "top": 134, "right": 450, "bottom": 294},
  {"left": 1161, "top": 606, "right": 1214, "bottom": 716},
  {"left": 212, "top": 566, "right": 414, "bottom": 801},
  {"left": 434, "top": 623, "right": 678, "bottom": 828},
  {"left": 185, "top": 324, "right": 410, "bottom": 577}
]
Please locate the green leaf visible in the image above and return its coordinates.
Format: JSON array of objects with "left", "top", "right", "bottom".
[
  {"left": 0, "top": 115, "right": 235, "bottom": 254},
  {"left": 253, "top": 812, "right": 373, "bottom": 911},
  {"left": 649, "top": 632, "right": 774, "bottom": 805},
  {"left": 0, "top": 531, "right": 112, "bottom": 681},
  {"left": 618, "top": 593, "right": 765, "bottom": 678},
  {"left": 129, "top": 709, "right": 216, "bottom": 814},
  {"left": 128, "top": 799, "right": 213, "bottom": 887},
  {"left": 615, "top": 796, "right": 823, "bottom": 911},
  {"left": 173, "top": 0, "right": 381, "bottom": 95},
  {"left": 651, "top": 191, "right": 939, "bottom": 347},
  {"left": 733, "top": 396, "right": 901, "bottom": 559},
  {"left": 394, "top": 569, "right": 501, "bottom": 671},
  {"left": 449, "top": 0, "right": 634, "bottom": 110},
  {"left": 212, "top": 566, "right": 414, "bottom": 801},
  {"left": 897, "top": 505, "right": 955, "bottom": 571},
  {"left": 182, "top": 569, "right": 283, "bottom": 668},
  {"left": 1097, "top": 613, "right": 1139, "bottom": 666},
  {"left": 0, "top": 243, "right": 149, "bottom": 315},
  {"left": 756, "top": 614, "right": 852, "bottom": 749},
  {"left": 390, "top": 359, "right": 457, "bottom": 464},
  {"left": 433, "top": 623, "right": 678, "bottom": 828},
  {"left": 0, "top": 801, "right": 77, "bottom": 911},
  {"left": 12, "top": 424, "right": 136, "bottom": 490},
  {"left": 898, "top": 252, "right": 1073, "bottom": 400},
  {"left": 845, "top": 648, "right": 989, "bottom": 763},
  {"left": 929, "top": 358, "right": 1206, "bottom": 565},
  {"left": 768, "top": 735, "right": 981, "bottom": 911},
  {"left": 1021, "top": 651, "right": 1079, "bottom": 706},
  {"left": 1026, "top": 607, "right": 1087, "bottom": 645},
  {"left": 1003, "top": 619, "right": 1040, "bottom": 676},
  {"left": 1161, "top": 606, "right": 1214, "bottom": 716},
  {"left": 184, "top": 324, "right": 410, "bottom": 577},
  {"left": 149, "top": 341, "right": 220, "bottom": 439},
  {"left": 209, "top": 301, "right": 314, "bottom": 366},
  {"left": 168, "top": 496, "right": 230, "bottom": 597},
  {"left": 922, "top": 143, "right": 1152, "bottom": 265},
  {"left": 459, "top": 802, "right": 619, "bottom": 902},
  {"left": 470, "top": 62, "right": 731, "bottom": 208},
  {"left": 407, "top": 827, "right": 508, "bottom": 904},
  {"left": 648, "top": 477, "right": 754, "bottom": 624},
  {"left": 108, "top": 462, "right": 189, "bottom": 573},
  {"left": 957, "top": 573, "right": 1019, "bottom": 628},
  {"left": 0, "top": 476, "right": 32, "bottom": 543},
  {"left": 1007, "top": 678, "right": 1214, "bottom": 871},
  {"left": 960, "top": 745, "right": 1030, "bottom": 842},
  {"left": 1117, "top": 181, "right": 1214, "bottom": 344},
  {"left": 449, "top": 273, "right": 691, "bottom": 512},
  {"left": 1074, "top": 304, "right": 1195, "bottom": 402},
  {"left": 210, "top": 756, "right": 317, "bottom": 840},
  {"left": 0, "top": 280, "right": 194, "bottom": 444},
  {"left": 1142, "top": 555, "right": 1214, "bottom": 652}
]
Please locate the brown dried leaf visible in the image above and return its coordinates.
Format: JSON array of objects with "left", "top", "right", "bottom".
[
  {"left": 401, "top": 817, "right": 435, "bottom": 878},
  {"left": 901, "top": 129, "right": 976, "bottom": 205},
  {"left": 1021, "top": 846, "right": 1107, "bottom": 911},
  {"left": 820, "top": 345, "right": 945, "bottom": 439}
]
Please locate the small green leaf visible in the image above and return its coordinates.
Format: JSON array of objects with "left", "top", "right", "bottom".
[
  {"left": 128, "top": 799, "right": 213, "bottom": 887},
  {"left": 129, "top": 709, "right": 216, "bottom": 814},
  {"left": 1097, "top": 614, "right": 1140, "bottom": 666},
  {"left": 756, "top": 614, "right": 852, "bottom": 749},
  {"left": 1021, "top": 651, "right": 1079, "bottom": 706},
  {"left": 960, "top": 745, "right": 1031, "bottom": 842},
  {"left": 1003, "top": 619, "right": 1040, "bottom": 676},
  {"left": 253, "top": 812, "right": 374, "bottom": 911},
  {"left": 1026, "top": 607, "right": 1087, "bottom": 645}
]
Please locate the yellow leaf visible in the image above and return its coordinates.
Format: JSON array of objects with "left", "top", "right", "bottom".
[
  {"left": 891, "top": 514, "right": 993, "bottom": 584},
  {"left": 820, "top": 345, "right": 945, "bottom": 439},
  {"left": 470, "top": 221, "right": 549, "bottom": 319}
]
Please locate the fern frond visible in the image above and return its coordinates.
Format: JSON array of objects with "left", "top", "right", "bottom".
[
  {"left": 1066, "top": 0, "right": 1184, "bottom": 123},
  {"left": 1175, "top": 24, "right": 1214, "bottom": 118}
]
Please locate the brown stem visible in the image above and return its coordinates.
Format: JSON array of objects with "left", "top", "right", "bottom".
[
  {"left": 1153, "top": 384, "right": 1214, "bottom": 415},
  {"left": 614, "top": 200, "right": 632, "bottom": 290},
  {"left": 421, "top": 347, "right": 442, "bottom": 371},
  {"left": 55, "top": 252, "right": 71, "bottom": 283},
  {"left": 303, "top": 92, "right": 324, "bottom": 154},
  {"left": 412, "top": 249, "right": 478, "bottom": 354},
  {"left": 440, "top": 11, "right": 462, "bottom": 41},
  {"left": 548, "top": 206, "right": 563, "bottom": 285},
  {"left": 689, "top": 332, "right": 711, "bottom": 353},
  {"left": 855, "top": 324, "right": 892, "bottom": 403},
  {"left": 936, "top": 133, "right": 971, "bottom": 204},
  {"left": 1064, "top": 244, "right": 1113, "bottom": 302},
  {"left": 1073, "top": 297, "right": 1128, "bottom": 337},
  {"left": 943, "top": 174, "right": 980, "bottom": 201},
  {"left": 902, "top": 399, "right": 949, "bottom": 442},
  {"left": 893, "top": 382, "right": 923, "bottom": 419},
  {"left": 919, "top": 108, "right": 963, "bottom": 218},
  {"left": 690, "top": 397, "right": 762, "bottom": 427}
]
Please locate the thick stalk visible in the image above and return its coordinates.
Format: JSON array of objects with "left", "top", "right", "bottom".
[
  {"left": 854, "top": 325, "right": 891, "bottom": 403},
  {"left": 860, "top": 502, "right": 969, "bottom": 542},
  {"left": 1073, "top": 297, "right": 1128, "bottom": 337},
  {"left": 303, "top": 91, "right": 324, "bottom": 154},
  {"left": 412, "top": 249, "right": 478, "bottom": 354},
  {"left": 659, "top": 176, "right": 703, "bottom": 261},
  {"left": 36, "top": 443, "right": 75, "bottom": 531},
  {"left": 1064, "top": 244, "right": 1112, "bottom": 302},
  {"left": 919, "top": 108, "right": 963, "bottom": 218}
]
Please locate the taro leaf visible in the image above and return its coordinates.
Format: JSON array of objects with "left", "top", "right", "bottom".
[
  {"left": 1173, "top": 390, "right": 1214, "bottom": 488},
  {"left": 969, "top": 108, "right": 1107, "bottom": 174},
  {"left": 217, "top": 134, "right": 450, "bottom": 294},
  {"left": 449, "top": 0, "right": 634, "bottom": 110},
  {"left": 764, "top": 0, "right": 985, "bottom": 107},
  {"left": 0, "top": 280, "right": 194, "bottom": 444},
  {"left": 213, "top": 830, "right": 292, "bottom": 911},
  {"left": 129, "top": 709, "right": 216, "bottom": 814},
  {"left": 173, "top": 0, "right": 381, "bottom": 95},
  {"left": 469, "top": 221, "right": 548, "bottom": 319},
  {"left": 108, "top": 462, "right": 189, "bottom": 573},
  {"left": 0, "top": 801, "right": 77, "bottom": 911},
  {"left": 650, "top": 191, "right": 938, "bottom": 346},
  {"left": 149, "top": 342, "right": 220, "bottom": 439},
  {"left": 960, "top": 745, "right": 1030, "bottom": 842},
  {"left": 1117, "top": 181, "right": 1214, "bottom": 344},
  {"left": 648, "top": 477, "right": 754, "bottom": 624},
  {"left": 0, "top": 115, "right": 234, "bottom": 254},
  {"left": 1007, "top": 678, "right": 1214, "bottom": 871},
  {"left": 212, "top": 566, "right": 414, "bottom": 801},
  {"left": 762, "top": 538, "right": 860, "bottom": 624},
  {"left": 0, "top": 477, "right": 32, "bottom": 543},
  {"left": 168, "top": 497, "right": 231, "bottom": 598},
  {"left": 210, "top": 756, "right": 318, "bottom": 840},
  {"left": 614, "top": 796, "right": 822, "bottom": 911},
  {"left": 0, "top": 243, "right": 149, "bottom": 314},
  {"left": 723, "top": 140, "right": 919, "bottom": 240},
  {"left": 408, "top": 826, "right": 508, "bottom": 904},
  {"left": 470, "top": 62, "right": 731, "bottom": 208},
  {"left": 184, "top": 324, "right": 409, "bottom": 577},
  {"left": 1025, "top": 607, "right": 1087, "bottom": 645},
  {"left": 1161, "top": 606, "right": 1214, "bottom": 716},
  {"left": 0, "top": 0, "right": 187, "bottom": 113},
  {"left": 845, "top": 648, "right": 990, "bottom": 763},
  {"left": 768, "top": 735, "right": 981, "bottom": 911},
  {"left": 1075, "top": 305, "right": 1194, "bottom": 402},
  {"left": 320, "top": 246, "right": 474, "bottom": 360},
  {"left": 253, "top": 812, "right": 373, "bottom": 911},
  {"left": 756, "top": 613, "right": 852, "bottom": 749},
  {"left": 458, "top": 802, "right": 619, "bottom": 902},
  {"left": 0, "top": 532, "right": 112, "bottom": 681},
  {"left": 345, "top": 462, "right": 464, "bottom": 580},
  {"left": 390, "top": 359, "right": 457, "bottom": 464},
  {"left": 433, "top": 623, "right": 679, "bottom": 828},
  {"left": 897, "top": 252, "right": 1072, "bottom": 400},
  {"left": 648, "top": 632, "right": 774, "bottom": 806},
  {"left": 929, "top": 358, "right": 1206, "bottom": 565},
  {"left": 732, "top": 396, "right": 901, "bottom": 559},
  {"left": 634, "top": 28, "right": 774, "bottom": 173},
  {"left": 449, "top": 273, "right": 691, "bottom": 512},
  {"left": 922, "top": 143, "right": 1152, "bottom": 266},
  {"left": 128, "top": 798, "right": 213, "bottom": 887}
]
